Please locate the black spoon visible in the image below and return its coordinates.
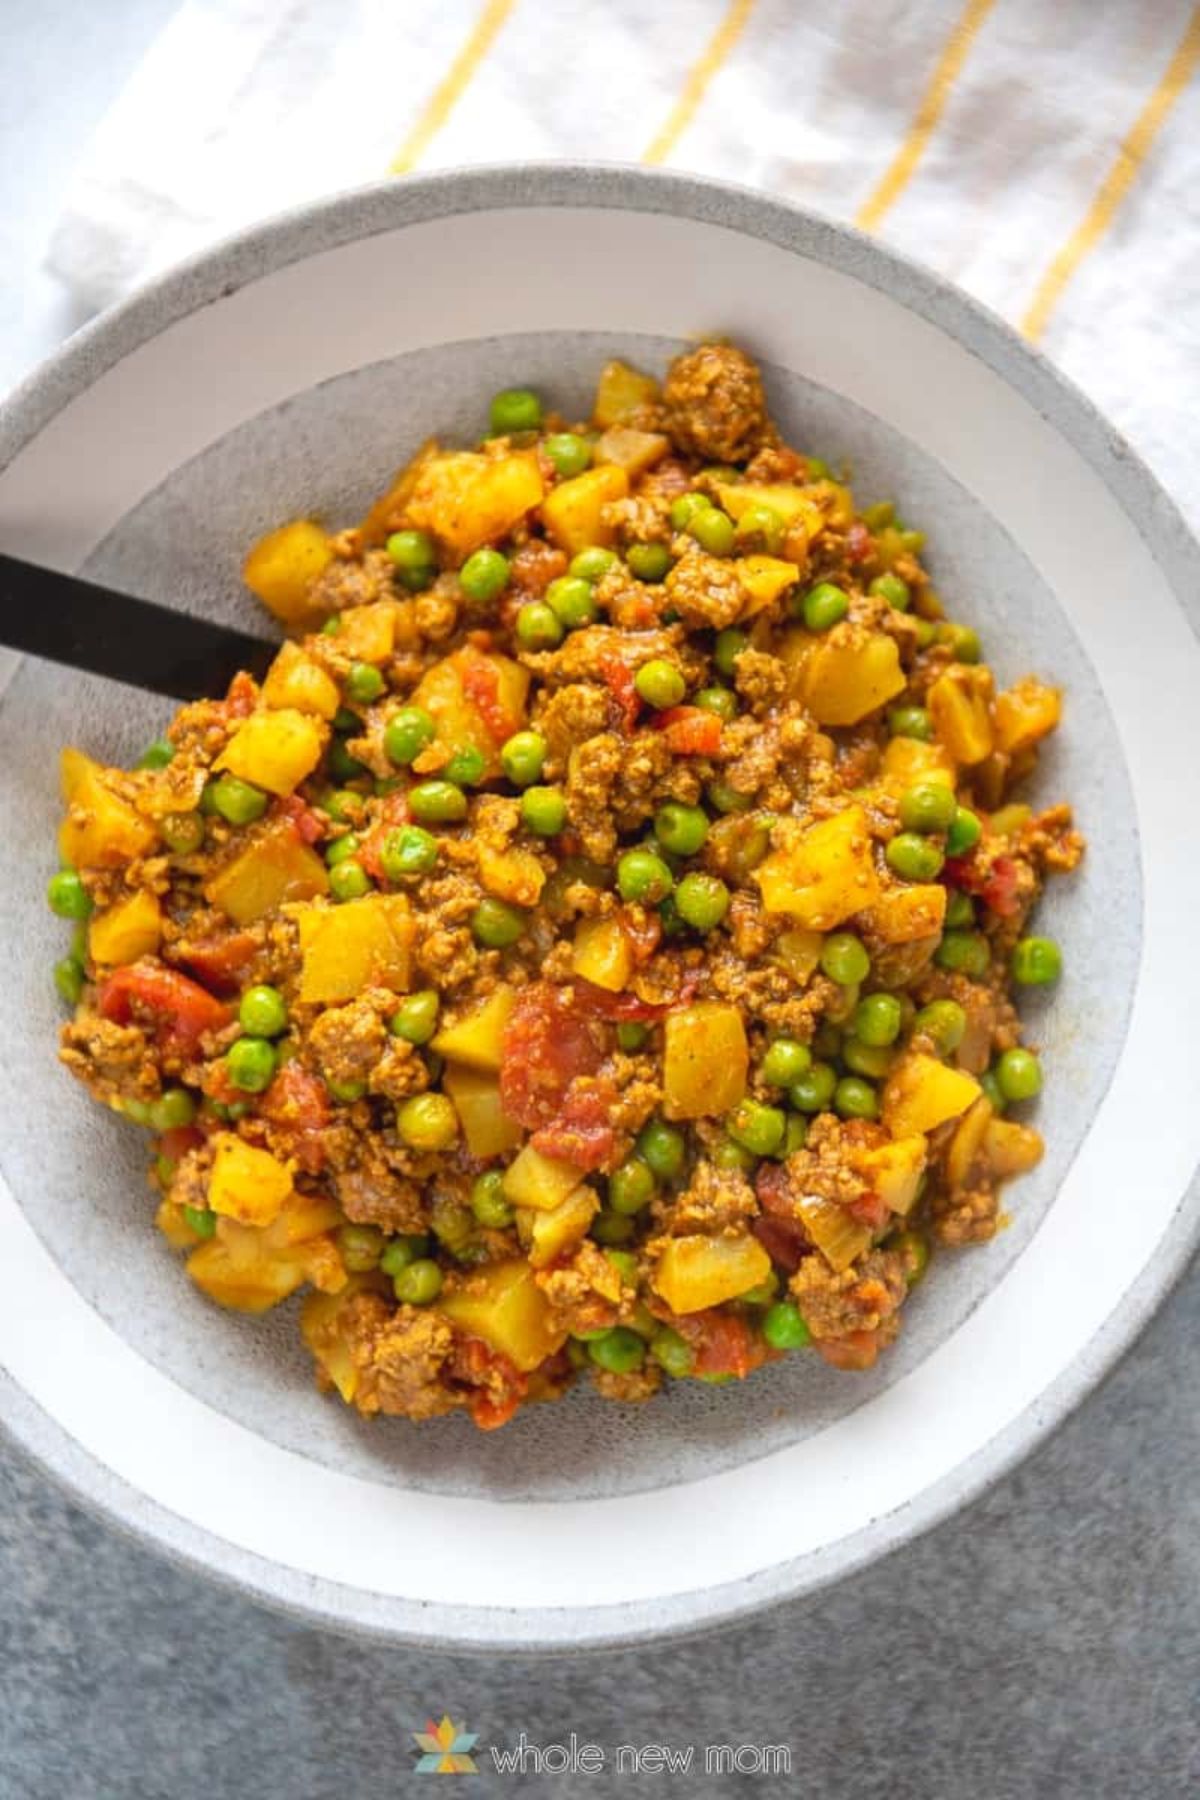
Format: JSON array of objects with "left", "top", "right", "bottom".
[{"left": 0, "top": 552, "right": 279, "bottom": 701}]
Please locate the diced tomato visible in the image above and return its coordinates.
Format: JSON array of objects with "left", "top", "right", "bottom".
[
  {"left": 508, "top": 539, "right": 567, "bottom": 598},
  {"left": 652, "top": 706, "right": 723, "bottom": 756},
  {"left": 572, "top": 978, "right": 667, "bottom": 1024},
  {"left": 499, "top": 982, "right": 608, "bottom": 1130},
  {"left": 174, "top": 929, "right": 259, "bottom": 995},
  {"left": 944, "top": 850, "right": 1022, "bottom": 918},
  {"left": 220, "top": 670, "right": 257, "bottom": 719},
  {"left": 259, "top": 1065, "right": 331, "bottom": 1173},
  {"left": 845, "top": 521, "right": 874, "bottom": 565},
  {"left": 271, "top": 793, "right": 323, "bottom": 845},
  {"left": 461, "top": 652, "right": 520, "bottom": 746},
  {"left": 752, "top": 1213, "right": 810, "bottom": 1273},
  {"left": 98, "top": 960, "right": 231, "bottom": 1057},
  {"left": 531, "top": 1079, "right": 618, "bottom": 1172},
  {"left": 755, "top": 1162, "right": 792, "bottom": 1216},
  {"left": 845, "top": 1190, "right": 890, "bottom": 1231},
  {"left": 599, "top": 654, "right": 640, "bottom": 732},
  {"left": 451, "top": 1336, "right": 528, "bottom": 1430},
  {"left": 157, "top": 1125, "right": 204, "bottom": 1163},
  {"left": 679, "top": 1309, "right": 770, "bottom": 1380},
  {"left": 815, "top": 1329, "right": 882, "bottom": 1372}
]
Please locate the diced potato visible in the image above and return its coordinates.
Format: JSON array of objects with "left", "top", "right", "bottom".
[
  {"left": 205, "top": 819, "right": 328, "bottom": 924},
  {"left": 984, "top": 1117, "right": 1044, "bottom": 1177},
  {"left": 519, "top": 1186, "right": 599, "bottom": 1269},
  {"left": 408, "top": 450, "right": 545, "bottom": 559},
  {"left": 411, "top": 646, "right": 529, "bottom": 777},
  {"left": 300, "top": 1281, "right": 373, "bottom": 1402},
  {"left": 856, "top": 1136, "right": 927, "bottom": 1216},
  {"left": 215, "top": 708, "right": 327, "bottom": 797},
  {"left": 293, "top": 893, "right": 413, "bottom": 1004},
  {"left": 592, "top": 359, "right": 660, "bottom": 428},
  {"left": 662, "top": 1001, "right": 749, "bottom": 1121},
  {"left": 155, "top": 1198, "right": 205, "bottom": 1251},
  {"left": 796, "top": 1195, "right": 873, "bottom": 1272},
  {"left": 502, "top": 1144, "right": 587, "bottom": 1213},
  {"left": 652, "top": 1233, "right": 771, "bottom": 1314},
  {"left": 242, "top": 519, "right": 334, "bottom": 626},
  {"left": 862, "top": 883, "right": 946, "bottom": 945},
  {"left": 717, "top": 483, "right": 825, "bottom": 541},
  {"left": 770, "top": 926, "right": 825, "bottom": 985},
  {"left": 928, "top": 669, "right": 994, "bottom": 765},
  {"left": 593, "top": 427, "right": 669, "bottom": 476},
  {"left": 432, "top": 985, "right": 515, "bottom": 1072},
  {"left": 993, "top": 678, "right": 1062, "bottom": 756},
  {"left": 438, "top": 1258, "right": 566, "bottom": 1371},
  {"left": 878, "top": 736, "right": 957, "bottom": 795},
  {"left": 988, "top": 802, "right": 1033, "bottom": 838},
  {"left": 756, "top": 805, "right": 878, "bottom": 930},
  {"left": 946, "top": 1095, "right": 994, "bottom": 1189},
  {"left": 88, "top": 888, "right": 162, "bottom": 966},
  {"left": 261, "top": 640, "right": 341, "bottom": 720},
  {"left": 207, "top": 1133, "right": 294, "bottom": 1228},
  {"left": 443, "top": 1065, "right": 523, "bottom": 1158},
  {"left": 883, "top": 1053, "right": 981, "bottom": 1137},
  {"left": 187, "top": 1190, "right": 342, "bottom": 1311},
  {"left": 572, "top": 916, "right": 633, "bottom": 993},
  {"left": 789, "top": 626, "right": 907, "bottom": 726},
  {"left": 357, "top": 438, "right": 438, "bottom": 546},
  {"left": 58, "top": 750, "right": 157, "bottom": 869},
  {"left": 539, "top": 465, "right": 629, "bottom": 555},
  {"left": 479, "top": 844, "right": 545, "bottom": 907},
  {"left": 336, "top": 602, "right": 397, "bottom": 664},
  {"left": 735, "top": 555, "right": 801, "bottom": 612},
  {"left": 186, "top": 1237, "right": 310, "bottom": 1313},
  {"left": 814, "top": 479, "right": 856, "bottom": 529}
]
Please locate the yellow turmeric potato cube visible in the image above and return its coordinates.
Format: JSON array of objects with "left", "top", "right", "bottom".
[
  {"left": 539, "top": 465, "right": 629, "bottom": 555},
  {"left": 410, "top": 646, "right": 529, "bottom": 779},
  {"left": 336, "top": 602, "right": 397, "bottom": 664},
  {"left": 408, "top": 451, "right": 545, "bottom": 559},
  {"left": 756, "top": 805, "right": 878, "bottom": 930},
  {"left": 294, "top": 894, "right": 413, "bottom": 1004},
  {"left": 261, "top": 640, "right": 341, "bottom": 720},
  {"left": 520, "top": 1186, "right": 600, "bottom": 1269},
  {"left": 501, "top": 1144, "right": 587, "bottom": 1213},
  {"left": 443, "top": 1065, "right": 523, "bottom": 1159},
  {"left": 438, "top": 1258, "right": 566, "bottom": 1372},
  {"left": 882, "top": 1053, "right": 981, "bottom": 1138},
  {"left": 862, "top": 883, "right": 946, "bottom": 945},
  {"left": 186, "top": 1237, "right": 310, "bottom": 1313},
  {"left": 479, "top": 844, "right": 545, "bottom": 907},
  {"left": 155, "top": 1198, "right": 206, "bottom": 1251},
  {"left": 572, "top": 916, "right": 633, "bottom": 993},
  {"left": 205, "top": 819, "right": 328, "bottom": 924},
  {"left": 58, "top": 750, "right": 157, "bottom": 869},
  {"left": 216, "top": 708, "right": 327, "bottom": 796},
  {"left": 432, "top": 985, "right": 515, "bottom": 1072},
  {"left": 992, "top": 677, "right": 1062, "bottom": 756},
  {"left": 984, "top": 1116, "right": 1045, "bottom": 1177},
  {"left": 928, "top": 669, "right": 994, "bottom": 765},
  {"left": 207, "top": 1133, "right": 294, "bottom": 1228},
  {"left": 652, "top": 1233, "right": 771, "bottom": 1314},
  {"left": 662, "top": 1001, "right": 749, "bottom": 1121},
  {"left": 855, "top": 1136, "right": 927, "bottom": 1216},
  {"left": 770, "top": 926, "right": 826, "bottom": 985},
  {"left": 591, "top": 359, "right": 660, "bottom": 428},
  {"left": 795, "top": 1195, "right": 873, "bottom": 1273},
  {"left": 300, "top": 1282, "right": 372, "bottom": 1402},
  {"left": 735, "top": 555, "right": 801, "bottom": 612},
  {"left": 717, "top": 483, "right": 825, "bottom": 540},
  {"left": 793, "top": 627, "right": 907, "bottom": 726},
  {"left": 242, "top": 519, "right": 334, "bottom": 626},
  {"left": 357, "top": 438, "right": 439, "bottom": 547},
  {"left": 945, "top": 1095, "right": 993, "bottom": 1190},
  {"left": 593, "top": 427, "right": 670, "bottom": 477},
  {"left": 88, "top": 888, "right": 163, "bottom": 967},
  {"left": 878, "top": 736, "right": 957, "bottom": 796}
]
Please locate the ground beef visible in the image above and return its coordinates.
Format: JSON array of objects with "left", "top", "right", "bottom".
[
  {"left": 662, "top": 343, "right": 770, "bottom": 463},
  {"left": 663, "top": 546, "right": 747, "bottom": 631}
]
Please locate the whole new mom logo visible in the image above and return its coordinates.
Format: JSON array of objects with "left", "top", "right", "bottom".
[{"left": 411, "top": 1715, "right": 479, "bottom": 1775}]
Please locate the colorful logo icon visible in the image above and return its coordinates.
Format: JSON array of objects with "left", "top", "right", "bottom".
[{"left": 412, "top": 1715, "right": 479, "bottom": 1775}]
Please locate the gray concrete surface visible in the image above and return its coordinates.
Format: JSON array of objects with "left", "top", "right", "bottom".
[{"left": 2, "top": 4, "right": 1198, "bottom": 1794}]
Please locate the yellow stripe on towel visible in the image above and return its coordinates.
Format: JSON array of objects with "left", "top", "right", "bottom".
[
  {"left": 643, "top": 0, "right": 758, "bottom": 165},
  {"left": 388, "top": 0, "right": 518, "bottom": 176}
]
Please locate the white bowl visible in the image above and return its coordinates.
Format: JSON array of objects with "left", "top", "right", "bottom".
[{"left": 1, "top": 166, "right": 1197, "bottom": 1650}]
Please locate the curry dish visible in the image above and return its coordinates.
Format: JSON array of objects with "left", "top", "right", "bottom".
[{"left": 49, "top": 344, "right": 1082, "bottom": 1428}]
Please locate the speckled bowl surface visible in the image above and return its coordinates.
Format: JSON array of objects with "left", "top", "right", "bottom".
[{"left": 1, "top": 166, "right": 1198, "bottom": 1651}]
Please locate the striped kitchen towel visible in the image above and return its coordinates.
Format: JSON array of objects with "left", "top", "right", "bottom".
[{"left": 46, "top": 0, "right": 1200, "bottom": 515}]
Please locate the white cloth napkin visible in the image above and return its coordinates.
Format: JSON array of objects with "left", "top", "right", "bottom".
[{"left": 46, "top": 0, "right": 1200, "bottom": 514}]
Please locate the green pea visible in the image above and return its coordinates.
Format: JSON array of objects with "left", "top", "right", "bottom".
[
  {"left": 945, "top": 807, "right": 982, "bottom": 856},
  {"left": 888, "top": 705, "right": 933, "bottom": 742},
  {"left": 727, "top": 1099, "right": 786, "bottom": 1157},
  {"left": 941, "top": 622, "right": 982, "bottom": 664},
  {"left": 487, "top": 385, "right": 543, "bottom": 435},
  {"left": 805, "top": 455, "right": 829, "bottom": 478},
  {"left": 1012, "top": 936, "right": 1062, "bottom": 985},
  {"left": 47, "top": 870, "right": 92, "bottom": 920},
  {"left": 328, "top": 738, "right": 370, "bottom": 783},
  {"left": 161, "top": 811, "right": 205, "bottom": 855},
  {"left": 442, "top": 745, "right": 486, "bottom": 788},
  {"left": 693, "top": 686, "right": 737, "bottom": 721},
  {"left": 820, "top": 932, "right": 870, "bottom": 986},
  {"left": 322, "top": 789, "right": 361, "bottom": 823},
  {"left": 320, "top": 614, "right": 342, "bottom": 636},
  {"left": 329, "top": 859, "right": 372, "bottom": 901},
  {"left": 53, "top": 957, "right": 85, "bottom": 1006},
  {"left": 609, "top": 1158, "right": 656, "bottom": 1215},
  {"left": 626, "top": 542, "right": 672, "bottom": 583},
  {"left": 891, "top": 1228, "right": 930, "bottom": 1286},
  {"left": 801, "top": 582, "right": 850, "bottom": 632},
  {"left": 517, "top": 785, "right": 564, "bottom": 837},
  {"left": 616, "top": 848, "right": 673, "bottom": 905},
  {"left": 500, "top": 730, "right": 547, "bottom": 787},
  {"left": 669, "top": 491, "right": 712, "bottom": 531},
  {"left": 945, "top": 890, "right": 976, "bottom": 929},
  {"left": 636, "top": 1119, "right": 686, "bottom": 1181},
  {"left": 336, "top": 1224, "right": 385, "bottom": 1272},
  {"left": 543, "top": 432, "right": 592, "bottom": 478},
  {"left": 688, "top": 508, "right": 735, "bottom": 557},
  {"left": 980, "top": 1069, "right": 1007, "bottom": 1113},
  {"left": 238, "top": 985, "right": 287, "bottom": 1038},
  {"left": 122, "top": 1097, "right": 154, "bottom": 1126},
  {"left": 590, "top": 1209, "right": 635, "bottom": 1246},
  {"left": 384, "top": 706, "right": 436, "bottom": 767},
  {"left": 386, "top": 529, "right": 437, "bottom": 572},
  {"left": 913, "top": 619, "right": 937, "bottom": 650},
  {"left": 762, "top": 1300, "right": 811, "bottom": 1351},
  {"left": 184, "top": 1204, "right": 218, "bottom": 1240},
  {"left": 390, "top": 990, "right": 440, "bottom": 1045},
  {"left": 789, "top": 1061, "right": 838, "bottom": 1113},
  {"left": 898, "top": 782, "right": 957, "bottom": 834},
  {"left": 887, "top": 832, "right": 945, "bottom": 881},
  {"left": 333, "top": 706, "right": 362, "bottom": 734},
  {"left": 634, "top": 658, "right": 686, "bottom": 709},
  {"left": 654, "top": 802, "right": 709, "bottom": 857},
  {"left": 781, "top": 1115, "right": 809, "bottom": 1156},
  {"left": 650, "top": 1326, "right": 694, "bottom": 1378},
  {"left": 616, "top": 1021, "right": 649, "bottom": 1052},
  {"left": 470, "top": 1171, "right": 514, "bottom": 1230},
  {"left": 713, "top": 627, "right": 747, "bottom": 679},
  {"left": 914, "top": 999, "right": 967, "bottom": 1054},
  {"left": 540, "top": 576, "right": 594, "bottom": 631},
  {"left": 936, "top": 931, "right": 990, "bottom": 976},
  {"left": 471, "top": 897, "right": 526, "bottom": 947},
  {"left": 740, "top": 1275, "right": 779, "bottom": 1306},
  {"left": 379, "top": 1234, "right": 429, "bottom": 1276},
  {"left": 569, "top": 546, "right": 617, "bottom": 583},
  {"left": 760, "top": 1038, "right": 812, "bottom": 1088},
  {"left": 674, "top": 872, "right": 730, "bottom": 932},
  {"left": 328, "top": 1077, "right": 366, "bottom": 1103},
  {"left": 226, "top": 1036, "right": 277, "bottom": 1093},
  {"left": 869, "top": 573, "right": 911, "bottom": 611},
  {"left": 996, "top": 1047, "right": 1042, "bottom": 1102},
  {"left": 136, "top": 738, "right": 175, "bottom": 770},
  {"left": 456, "top": 546, "right": 511, "bottom": 605},
  {"left": 841, "top": 1037, "right": 894, "bottom": 1079},
  {"left": 588, "top": 1326, "right": 644, "bottom": 1373},
  {"left": 706, "top": 780, "right": 751, "bottom": 816},
  {"left": 835, "top": 1076, "right": 879, "bottom": 1120},
  {"left": 515, "top": 600, "right": 564, "bottom": 650},
  {"left": 849, "top": 993, "right": 899, "bottom": 1048},
  {"left": 325, "top": 832, "right": 361, "bottom": 868},
  {"left": 409, "top": 781, "right": 468, "bottom": 825},
  {"left": 381, "top": 826, "right": 439, "bottom": 881},
  {"left": 393, "top": 1258, "right": 444, "bottom": 1305},
  {"left": 711, "top": 1136, "right": 756, "bottom": 1172},
  {"left": 345, "top": 662, "right": 384, "bottom": 705},
  {"left": 396, "top": 1092, "right": 459, "bottom": 1150},
  {"left": 734, "top": 503, "right": 785, "bottom": 554}
]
